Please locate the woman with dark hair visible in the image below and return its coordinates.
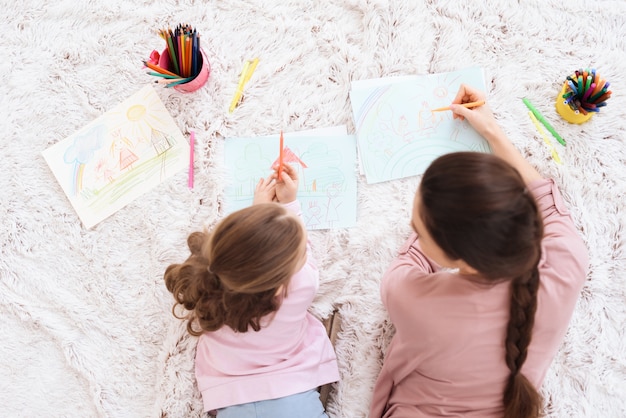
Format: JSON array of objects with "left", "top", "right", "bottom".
[{"left": 370, "top": 85, "right": 588, "bottom": 418}]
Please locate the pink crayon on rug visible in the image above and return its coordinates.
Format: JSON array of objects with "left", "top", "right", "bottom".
[{"left": 188, "top": 131, "right": 194, "bottom": 189}]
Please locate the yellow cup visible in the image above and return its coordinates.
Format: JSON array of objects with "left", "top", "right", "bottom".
[{"left": 555, "top": 83, "right": 593, "bottom": 124}]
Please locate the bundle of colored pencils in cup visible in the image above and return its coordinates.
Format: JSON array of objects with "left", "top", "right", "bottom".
[
  {"left": 563, "top": 68, "right": 611, "bottom": 115},
  {"left": 144, "top": 24, "right": 201, "bottom": 88}
]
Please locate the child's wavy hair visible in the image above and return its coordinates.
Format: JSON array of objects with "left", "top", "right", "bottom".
[
  {"left": 164, "top": 203, "right": 306, "bottom": 335},
  {"left": 419, "top": 152, "right": 545, "bottom": 418}
]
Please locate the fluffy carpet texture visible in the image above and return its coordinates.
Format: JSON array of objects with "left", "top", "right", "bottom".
[{"left": 1, "top": 0, "right": 625, "bottom": 417}]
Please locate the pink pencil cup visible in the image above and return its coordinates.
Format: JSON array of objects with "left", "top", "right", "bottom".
[{"left": 158, "top": 48, "right": 210, "bottom": 93}]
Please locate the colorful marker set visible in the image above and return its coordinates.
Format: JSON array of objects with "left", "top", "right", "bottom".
[
  {"left": 562, "top": 68, "right": 611, "bottom": 115},
  {"left": 144, "top": 24, "right": 203, "bottom": 88}
]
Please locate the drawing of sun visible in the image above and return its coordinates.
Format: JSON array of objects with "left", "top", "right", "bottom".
[
  {"left": 433, "top": 86, "right": 448, "bottom": 98},
  {"left": 106, "top": 88, "right": 178, "bottom": 144},
  {"left": 127, "top": 104, "right": 146, "bottom": 122},
  {"left": 432, "top": 72, "right": 462, "bottom": 99}
]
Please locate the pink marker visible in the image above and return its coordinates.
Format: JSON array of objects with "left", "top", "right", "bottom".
[{"left": 188, "top": 131, "right": 195, "bottom": 189}]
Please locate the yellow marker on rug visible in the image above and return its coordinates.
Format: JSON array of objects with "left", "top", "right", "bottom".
[
  {"left": 522, "top": 97, "right": 566, "bottom": 146},
  {"left": 528, "top": 111, "right": 562, "bottom": 165},
  {"left": 229, "top": 58, "right": 259, "bottom": 113}
]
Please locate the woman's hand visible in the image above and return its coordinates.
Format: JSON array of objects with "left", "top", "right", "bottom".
[
  {"left": 449, "top": 84, "right": 502, "bottom": 142},
  {"left": 450, "top": 84, "right": 542, "bottom": 183}
]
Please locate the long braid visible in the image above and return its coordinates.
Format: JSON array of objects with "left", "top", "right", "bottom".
[
  {"left": 503, "top": 264, "right": 542, "bottom": 418},
  {"left": 419, "top": 152, "right": 546, "bottom": 417}
]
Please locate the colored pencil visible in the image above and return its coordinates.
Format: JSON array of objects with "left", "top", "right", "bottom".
[
  {"left": 145, "top": 24, "right": 203, "bottom": 85},
  {"left": 147, "top": 71, "right": 182, "bottom": 79},
  {"left": 163, "top": 77, "right": 195, "bottom": 87},
  {"left": 188, "top": 131, "right": 195, "bottom": 189},
  {"left": 186, "top": 36, "right": 192, "bottom": 77},
  {"left": 165, "top": 31, "right": 180, "bottom": 75},
  {"left": 143, "top": 61, "right": 179, "bottom": 77},
  {"left": 278, "top": 131, "right": 284, "bottom": 181},
  {"left": 154, "top": 76, "right": 194, "bottom": 85},
  {"left": 179, "top": 34, "right": 185, "bottom": 77},
  {"left": 431, "top": 100, "right": 486, "bottom": 112}
]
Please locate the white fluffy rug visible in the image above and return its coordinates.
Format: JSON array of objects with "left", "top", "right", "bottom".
[{"left": 2, "top": 1, "right": 625, "bottom": 417}]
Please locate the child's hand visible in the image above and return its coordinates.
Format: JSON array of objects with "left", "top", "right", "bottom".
[
  {"left": 274, "top": 163, "right": 298, "bottom": 203},
  {"left": 252, "top": 174, "right": 276, "bottom": 205}
]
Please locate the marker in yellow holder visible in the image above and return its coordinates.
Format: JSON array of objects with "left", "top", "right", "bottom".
[
  {"left": 555, "top": 84, "right": 592, "bottom": 124},
  {"left": 556, "top": 68, "right": 611, "bottom": 124}
]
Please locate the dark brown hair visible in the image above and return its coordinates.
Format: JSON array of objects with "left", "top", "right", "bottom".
[
  {"left": 164, "top": 203, "right": 306, "bottom": 335},
  {"left": 419, "top": 152, "right": 544, "bottom": 418}
]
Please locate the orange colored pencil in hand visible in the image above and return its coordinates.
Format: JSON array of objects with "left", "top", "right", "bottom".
[
  {"left": 431, "top": 100, "right": 486, "bottom": 112},
  {"left": 278, "top": 131, "right": 284, "bottom": 181}
]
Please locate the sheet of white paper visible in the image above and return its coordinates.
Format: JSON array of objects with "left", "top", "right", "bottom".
[
  {"left": 224, "top": 129, "right": 357, "bottom": 230},
  {"left": 350, "top": 67, "right": 491, "bottom": 184},
  {"left": 42, "top": 85, "right": 189, "bottom": 228}
]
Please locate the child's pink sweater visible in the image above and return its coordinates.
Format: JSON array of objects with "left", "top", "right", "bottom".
[
  {"left": 194, "top": 200, "right": 339, "bottom": 411},
  {"left": 370, "top": 178, "right": 589, "bottom": 417}
]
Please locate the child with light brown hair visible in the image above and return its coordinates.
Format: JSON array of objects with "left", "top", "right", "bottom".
[{"left": 165, "top": 164, "right": 339, "bottom": 418}]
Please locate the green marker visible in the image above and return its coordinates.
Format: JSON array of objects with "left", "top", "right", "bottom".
[{"left": 522, "top": 98, "right": 566, "bottom": 146}]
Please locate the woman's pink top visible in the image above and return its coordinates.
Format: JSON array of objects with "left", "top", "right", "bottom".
[
  {"left": 194, "top": 200, "right": 339, "bottom": 411},
  {"left": 370, "top": 179, "right": 589, "bottom": 417}
]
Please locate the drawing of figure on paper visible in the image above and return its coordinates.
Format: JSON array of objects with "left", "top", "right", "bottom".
[
  {"left": 277, "top": 144, "right": 346, "bottom": 229},
  {"left": 417, "top": 101, "right": 445, "bottom": 137},
  {"left": 94, "top": 155, "right": 117, "bottom": 184},
  {"left": 323, "top": 184, "right": 343, "bottom": 228},
  {"left": 396, "top": 115, "right": 418, "bottom": 144},
  {"left": 370, "top": 102, "right": 420, "bottom": 150},
  {"left": 110, "top": 129, "right": 139, "bottom": 171},
  {"left": 305, "top": 202, "right": 323, "bottom": 229},
  {"left": 300, "top": 147, "right": 345, "bottom": 229},
  {"left": 298, "top": 143, "right": 343, "bottom": 192},
  {"left": 369, "top": 102, "right": 395, "bottom": 153}
]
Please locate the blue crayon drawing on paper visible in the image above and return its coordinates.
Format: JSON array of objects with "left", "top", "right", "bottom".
[
  {"left": 224, "top": 134, "right": 357, "bottom": 230},
  {"left": 350, "top": 67, "right": 491, "bottom": 184}
]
